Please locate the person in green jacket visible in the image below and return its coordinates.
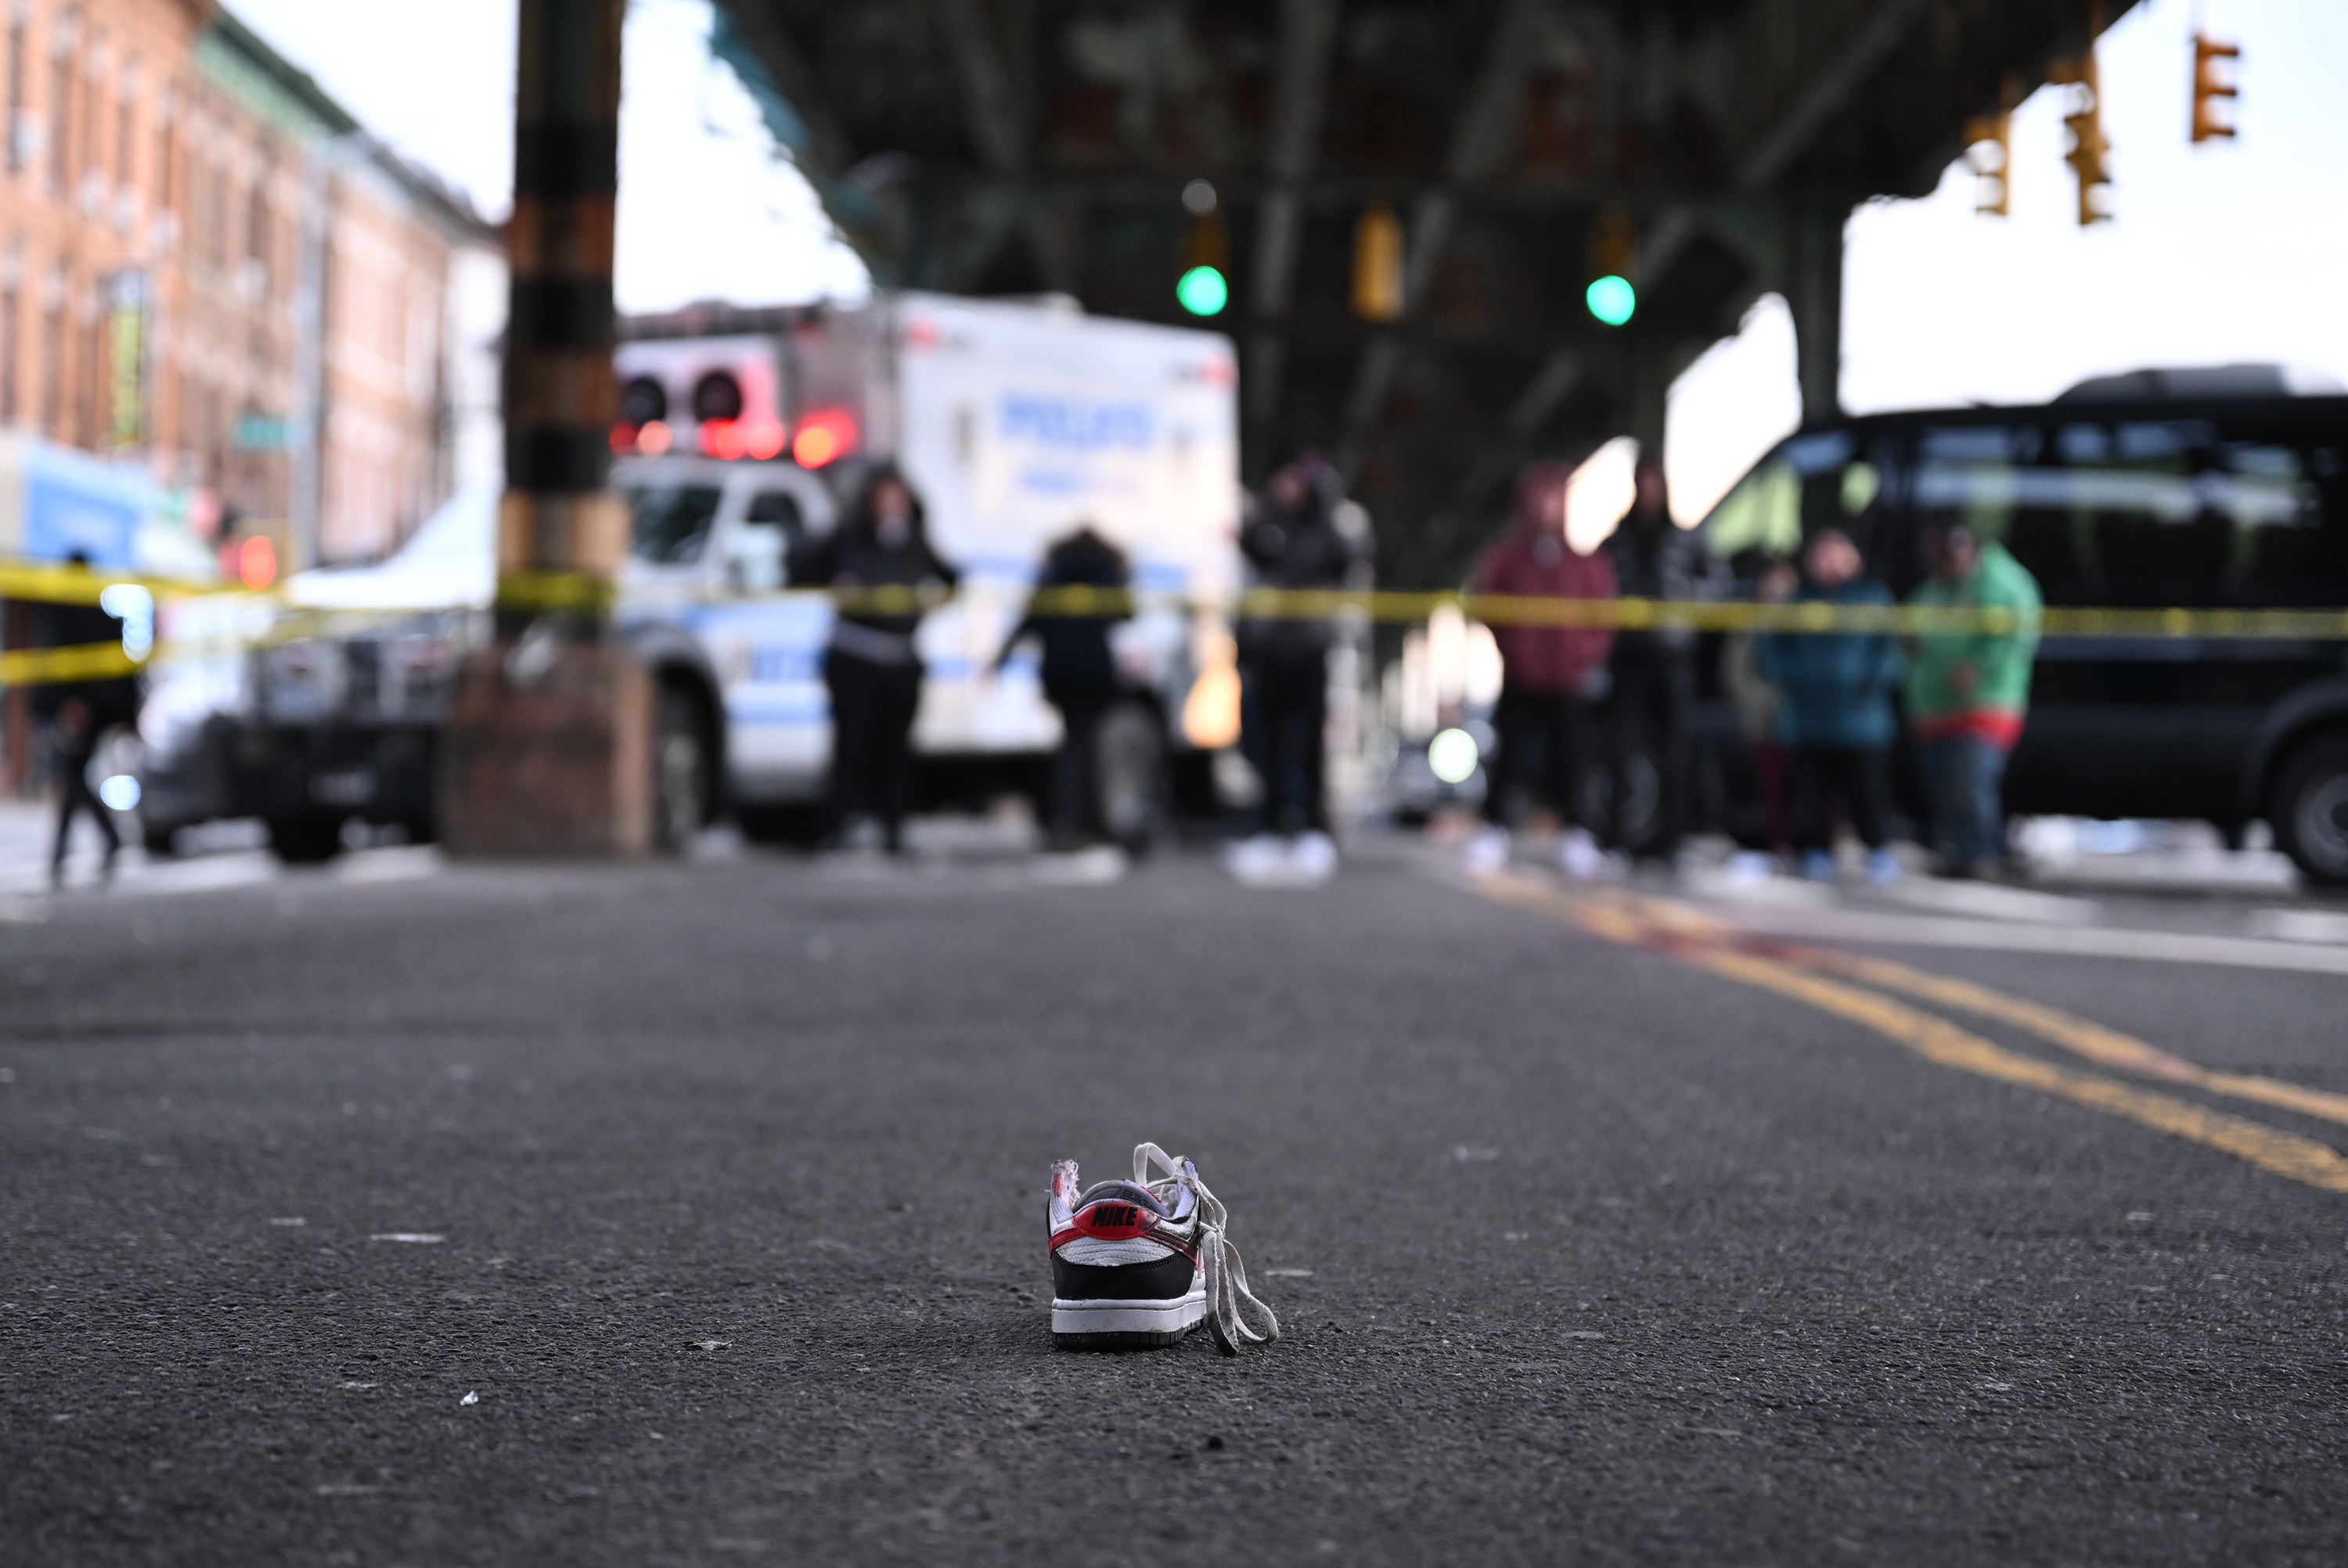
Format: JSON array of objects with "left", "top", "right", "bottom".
[{"left": 1906, "top": 525, "right": 2042, "bottom": 876}]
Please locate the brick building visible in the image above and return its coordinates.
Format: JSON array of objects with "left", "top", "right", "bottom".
[
  {"left": 1, "top": 2, "right": 501, "bottom": 793},
  {"left": 0, "top": 1, "right": 495, "bottom": 568}
]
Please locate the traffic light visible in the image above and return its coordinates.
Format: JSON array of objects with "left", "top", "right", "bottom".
[
  {"left": 1178, "top": 178, "right": 1229, "bottom": 316},
  {"left": 1963, "top": 74, "right": 2018, "bottom": 217},
  {"left": 1176, "top": 266, "right": 1228, "bottom": 316},
  {"left": 1963, "top": 112, "right": 2011, "bottom": 216},
  {"left": 2051, "top": 49, "right": 2112, "bottom": 226},
  {"left": 1352, "top": 203, "right": 1403, "bottom": 322},
  {"left": 1585, "top": 276, "right": 1635, "bottom": 327},
  {"left": 2191, "top": 33, "right": 2239, "bottom": 142},
  {"left": 1585, "top": 207, "right": 1637, "bottom": 326}
]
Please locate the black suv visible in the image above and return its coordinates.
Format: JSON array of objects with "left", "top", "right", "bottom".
[{"left": 1700, "top": 366, "right": 2348, "bottom": 885}]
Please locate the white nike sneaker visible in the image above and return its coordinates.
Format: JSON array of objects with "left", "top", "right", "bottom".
[
  {"left": 1559, "top": 827, "right": 1606, "bottom": 879},
  {"left": 1046, "top": 1144, "right": 1280, "bottom": 1354},
  {"left": 1464, "top": 826, "right": 1510, "bottom": 876},
  {"left": 1223, "top": 833, "right": 1287, "bottom": 884},
  {"left": 1288, "top": 830, "right": 1339, "bottom": 883}
]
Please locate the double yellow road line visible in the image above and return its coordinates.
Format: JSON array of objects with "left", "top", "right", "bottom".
[{"left": 1480, "top": 874, "right": 2348, "bottom": 1195}]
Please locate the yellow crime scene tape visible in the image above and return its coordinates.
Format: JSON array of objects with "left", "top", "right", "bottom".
[
  {"left": 6, "top": 560, "right": 2348, "bottom": 688},
  {"left": 0, "top": 640, "right": 142, "bottom": 685},
  {"left": 651, "top": 580, "right": 2348, "bottom": 642},
  {"left": 0, "top": 560, "right": 223, "bottom": 607}
]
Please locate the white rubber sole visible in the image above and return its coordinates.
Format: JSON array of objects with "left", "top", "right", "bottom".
[{"left": 1051, "top": 1285, "right": 1208, "bottom": 1347}]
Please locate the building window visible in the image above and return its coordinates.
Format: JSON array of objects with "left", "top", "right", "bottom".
[
  {"left": 248, "top": 156, "right": 270, "bottom": 296},
  {"left": 38, "top": 266, "right": 59, "bottom": 435},
  {"left": 5, "top": 11, "right": 23, "bottom": 178},
  {"left": 0, "top": 243, "right": 17, "bottom": 426},
  {"left": 47, "top": 24, "right": 70, "bottom": 196},
  {"left": 207, "top": 159, "right": 225, "bottom": 269},
  {"left": 115, "top": 59, "right": 132, "bottom": 191},
  {"left": 154, "top": 85, "right": 171, "bottom": 214},
  {"left": 80, "top": 302, "right": 100, "bottom": 448},
  {"left": 185, "top": 141, "right": 202, "bottom": 260},
  {"left": 81, "top": 43, "right": 99, "bottom": 189}
]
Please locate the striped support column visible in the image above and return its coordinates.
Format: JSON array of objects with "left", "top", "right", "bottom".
[
  {"left": 502, "top": 0, "right": 625, "bottom": 624},
  {"left": 438, "top": 0, "right": 650, "bottom": 858}
]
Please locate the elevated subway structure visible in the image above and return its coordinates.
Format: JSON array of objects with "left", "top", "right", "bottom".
[{"left": 711, "top": 0, "right": 2134, "bottom": 588}]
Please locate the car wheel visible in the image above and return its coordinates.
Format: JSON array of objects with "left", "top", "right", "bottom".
[
  {"left": 2271, "top": 734, "right": 2348, "bottom": 887},
  {"left": 652, "top": 685, "right": 710, "bottom": 854},
  {"left": 268, "top": 814, "right": 344, "bottom": 865},
  {"left": 1093, "top": 702, "right": 1165, "bottom": 853}
]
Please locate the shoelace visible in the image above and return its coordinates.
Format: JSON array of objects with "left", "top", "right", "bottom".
[{"left": 1132, "top": 1142, "right": 1280, "bottom": 1355}]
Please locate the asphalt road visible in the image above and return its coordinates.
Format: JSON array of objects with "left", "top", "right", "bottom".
[{"left": 5, "top": 838, "right": 2346, "bottom": 1566}]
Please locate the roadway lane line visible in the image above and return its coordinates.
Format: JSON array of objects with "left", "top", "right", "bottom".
[
  {"left": 1774, "top": 938, "right": 2348, "bottom": 1130},
  {"left": 1651, "top": 894, "right": 2348, "bottom": 976},
  {"left": 1476, "top": 875, "right": 2348, "bottom": 1196},
  {"left": 1594, "top": 887, "right": 2348, "bottom": 1131}
]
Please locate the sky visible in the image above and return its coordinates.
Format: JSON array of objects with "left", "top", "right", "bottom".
[
  {"left": 1667, "top": 0, "right": 2348, "bottom": 519},
  {"left": 227, "top": 0, "right": 869, "bottom": 314},
  {"left": 232, "top": 0, "right": 2346, "bottom": 512}
]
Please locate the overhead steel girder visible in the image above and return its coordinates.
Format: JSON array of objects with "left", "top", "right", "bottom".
[{"left": 711, "top": 0, "right": 2138, "bottom": 587}]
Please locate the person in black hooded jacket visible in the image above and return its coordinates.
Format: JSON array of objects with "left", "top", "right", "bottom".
[
  {"left": 1233, "top": 459, "right": 1365, "bottom": 860},
  {"left": 1604, "top": 448, "right": 1725, "bottom": 865},
  {"left": 791, "top": 466, "right": 958, "bottom": 853},
  {"left": 995, "top": 525, "right": 1130, "bottom": 849}
]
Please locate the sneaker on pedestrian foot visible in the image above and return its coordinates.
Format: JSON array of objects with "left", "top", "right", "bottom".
[
  {"left": 1289, "top": 830, "right": 1339, "bottom": 883},
  {"left": 1866, "top": 846, "right": 1901, "bottom": 885},
  {"left": 1799, "top": 849, "right": 1838, "bottom": 883},
  {"left": 1223, "top": 833, "right": 1286, "bottom": 883},
  {"left": 1046, "top": 1144, "right": 1279, "bottom": 1354},
  {"left": 1464, "top": 826, "right": 1510, "bottom": 876},
  {"left": 1559, "top": 827, "right": 1606, "bottom": 880}
]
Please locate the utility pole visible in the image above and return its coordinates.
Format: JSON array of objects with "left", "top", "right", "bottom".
[{"left": 439, "top": 0, "right": 650, "bottom": 855}]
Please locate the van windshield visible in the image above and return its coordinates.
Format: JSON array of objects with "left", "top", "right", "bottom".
[
  {"left": 626, "top": 483, "right": 725, "bottom": 565},
  {"left": 1703, "top": 430, "right": 1883, "bottom": 563}
]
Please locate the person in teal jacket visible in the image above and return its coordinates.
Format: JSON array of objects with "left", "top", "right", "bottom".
[
  {"left": 1758, "top": 529, "right": 1903, "bottom": 883},
  {"left": 1905, "top": 524, "right": 2043, "bottom": 876}
]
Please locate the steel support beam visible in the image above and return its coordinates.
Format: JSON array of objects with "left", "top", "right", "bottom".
[
  {"left": 1415, "top": 346, "right": 1590, "bottom": 578},
  {"left": 441, "top": 0, "right": 651, "bottom": 858},
  {"left": 1247, "top": 0, "right": 1341, "bottom": 444},
  {"left": 499, "top": 0, "right": 626, "bottom": 584},
  {"left": 1737, "top": 0, "right": 1933, "bottom": 191},
  {"left": 1787, "top": 199, "right": 1846, "bottom": 425},
  {"left": 1333, "top": 0, "right": 1546, "bottom": 480},
  {"left": 1636, "top": 0, "right": 1924, "bottom": 304},
  {"left": 933, "top": 0, "right": 1075, "bottom": 293},
  {"left": 709, "top": 3, "right": 859, "bottom": 176}
]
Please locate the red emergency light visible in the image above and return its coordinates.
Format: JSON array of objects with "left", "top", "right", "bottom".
[
  {"left": 238, "top": 535, "right": 277, "bottom": 590},
  {"left": 610, "top": 422, "right": 639, "bottom": 454},
  {"left": 744, "top": 419, "right": 787, "bottom": 461},
  {"left": 701, "top": 419, "right": 747, "bottom": 460},
  {"left": 638, "top": 419, "right": 672, "bottom": 455},
  {"left": 793, "top": 408, "right": 857, "bottom": 469}
]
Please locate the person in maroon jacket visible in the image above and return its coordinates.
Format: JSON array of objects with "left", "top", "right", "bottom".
[{"left": 1464, "top": 462, "right": 1618, "bottom": 878}]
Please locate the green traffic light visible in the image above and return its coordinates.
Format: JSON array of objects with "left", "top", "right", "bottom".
[
  {"left": 1176, "top": 264, "right": 1229, "bottom": 316},
  {"left": 1586, "top": 274, "right": 1636, "bottom": 326}
]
